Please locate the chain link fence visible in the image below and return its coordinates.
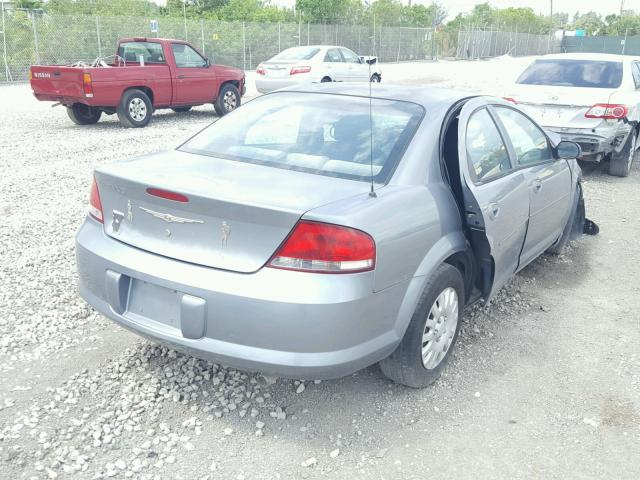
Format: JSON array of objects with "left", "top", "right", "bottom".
[
  {"left": 1, "top": 8, "right": 437, "bottom": 82},
  {"left": 454, "top": 26, "right": 561, "bottom": 59}
]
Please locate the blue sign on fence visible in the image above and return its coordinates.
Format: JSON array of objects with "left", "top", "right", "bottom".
[
  {"left": 575, "top": 30, "right": 586, "bottom": 37},
  {"left": 150, "top": 20, "right": 158, "bottom": 34}
]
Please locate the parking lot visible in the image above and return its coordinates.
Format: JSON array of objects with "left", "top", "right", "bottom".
[{"left": 1, "top": 56, "right": 639, "bottom": 479}]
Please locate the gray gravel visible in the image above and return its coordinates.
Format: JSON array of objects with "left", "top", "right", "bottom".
[{"left": 1, "top": 60, "right": 639, "bottom": 480}]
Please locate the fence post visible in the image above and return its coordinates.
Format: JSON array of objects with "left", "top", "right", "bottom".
[
  {"left": 200, "top": 19, "right": 205, "bottom": 57},
  {"left": 278, "top": 22, "right": 281, "bottom": 52},
  {"left": 242, "top": 22, "right": 246, "bottom": 71},
  {"left": 396, "top": 28, "right": 401, "bottom": 62},
  {"left": 622, "top": 28, "right": 628, "bottom": 55},
  {"left": 31, "top": 12, "right": 40, "bottom": 65},
  {"left": 307, "top": 22, "right": 310, "bottom": 45},
  {"left": 1, "top": 2, "right": 11, "bottom": 81},
  {"left": 96, "top": 16, "right": 102, "bottom": 58}
]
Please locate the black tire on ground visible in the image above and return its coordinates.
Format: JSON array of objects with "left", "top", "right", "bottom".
[
  {"left": 370, "top": 73, "right": 381, "bottom": 83},
  {"left": 171, "top": 106, "right": 192, "bottom": 113},
  {"left": 379, "top": 263, "right": 464, "bottom": 388},
  {"left": 66, "top": 104, "right": 102, "bottom": 125},
  {"left": 320, "top": 77, "right": 332, "bottom": 83},
  {"left": 547, "top": 182, "right": 585, "bottom": 255},
  {"left": 116, "top": 89, "right": 152, "bottom": 128},
  {"left": 609, "top": 129, "right": 637, "bottom": 177},
  {"left": 214, "top": 83, "right": 241, "bottom": 117}
]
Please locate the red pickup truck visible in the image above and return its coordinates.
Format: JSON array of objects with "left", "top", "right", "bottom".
[{"left": 30, "top": 37, "right": 246, "bottom": 128}]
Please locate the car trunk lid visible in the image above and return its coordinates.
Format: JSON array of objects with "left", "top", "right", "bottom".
[{"left": 95, "top": 150, "right": 370, "bottom": 273}]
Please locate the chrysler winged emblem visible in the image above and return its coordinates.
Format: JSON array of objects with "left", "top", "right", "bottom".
[
  {"left": 221, "top": 221, "right": 231, "bottom": 248},
  {"left": 139, "top": 206, "right": 204, "bottom": 224}
]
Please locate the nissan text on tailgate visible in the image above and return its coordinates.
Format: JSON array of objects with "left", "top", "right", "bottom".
[{"left": 30, "top": 37, "right": 246, "bottom": 128}]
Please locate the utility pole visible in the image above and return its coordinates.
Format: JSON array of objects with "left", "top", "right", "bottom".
[
  {"left": 620, "top": 0, "right": 625, "bottom": 16},
  {"left": 550, "top": 0, "right": 553, "bottom": 28}
]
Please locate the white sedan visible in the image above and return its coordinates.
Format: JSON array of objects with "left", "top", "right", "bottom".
[
  {"left": 255, "top": 45, "right": 382, "bottom": 94},
  {"left": 505, "top": 53, "right": 640, "bottom": 176}
]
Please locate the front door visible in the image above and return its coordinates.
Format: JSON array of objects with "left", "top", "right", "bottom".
[
  {"left": 339, "top": 48, "right": 369, "bottom": 81},
  {"left": 458, "top": 98, "right": 531, "bottom": 300},
  {"left": 323, "top": 48, "right": 347, "bottom": 81},
  {"left": 492, "top": 106, "right": 573, "bottom": 267},
  {"left": 170, "top": 43, "right": 217, "bottom": 105}
]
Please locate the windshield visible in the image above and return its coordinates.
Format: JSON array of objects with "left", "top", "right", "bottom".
[
  {"left": 270, "top": 47, "right": 321, "bottom": 62},
  {"left": 179, "top": 92, "right": 424, "bottom": 183},
  {"left": 517, "top": 59, "right": 623, "bottom": 88}
]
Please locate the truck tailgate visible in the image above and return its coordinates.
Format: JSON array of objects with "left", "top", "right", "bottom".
[{"left": 30, "top": 66, "right": 85, "bottom": 98}]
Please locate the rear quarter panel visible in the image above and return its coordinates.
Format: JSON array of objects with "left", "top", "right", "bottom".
[{"left": 90, "top": 65, "right": 173, "bottom": 106}]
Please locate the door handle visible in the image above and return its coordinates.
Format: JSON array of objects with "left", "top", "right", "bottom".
[
  {"left": 531, "top": 179, "right": 542, "bottom": 192},
  {"left": 177, "top": 75, "right": 185, "bottom": 79}
]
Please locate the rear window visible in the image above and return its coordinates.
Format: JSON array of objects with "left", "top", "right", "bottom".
[
  {"left": 271, "top": 47, "right": 320, "bottom": 62},
  {"left": 117, "top": 41, "right": 165, "bottom": 64},
  {"left": 517, "top": 59, "right": 623, "bottom": 88},
  {"left": 179, "top": 92, "right": 424, "bottom": 183}
]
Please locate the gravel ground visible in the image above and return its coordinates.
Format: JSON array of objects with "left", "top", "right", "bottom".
[{"left": 1, "top": 58, "right": 639, "bottom": 480}]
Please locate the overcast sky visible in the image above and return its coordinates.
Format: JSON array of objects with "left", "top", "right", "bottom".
[{"left": 269, "top": 0, "right": 635, "bottom": 19}]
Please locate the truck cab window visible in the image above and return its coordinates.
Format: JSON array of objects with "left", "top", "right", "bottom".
[
  {"left": 172, "top": 44, "right": 207, "bottom": 68},
  {"left": 117, "top": 42, "right": 165, "bottom": 64}
]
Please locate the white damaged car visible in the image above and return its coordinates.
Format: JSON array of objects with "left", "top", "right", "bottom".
[
  {"left": 255, "top": 45, "right": 382, "bottom": 94},
  {"left": 505, "top": 53, "right": 640, "bottom": 176}
]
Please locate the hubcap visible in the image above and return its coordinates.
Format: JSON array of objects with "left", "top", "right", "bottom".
[
  {"left": 128, "top": 98, "right": 147, "bottom": 122},
  {"left": 421, "top": 287, "right": 459, "bottom": 370},
  {"left": 223, "top": 91, "right": 237, "bottom": 111}
]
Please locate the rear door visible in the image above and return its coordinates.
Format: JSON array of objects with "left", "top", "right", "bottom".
[
  {"left": 492, "top": 106, "right": 573, "bottom": 268},
  {"left": 324, "top": 48, "right": 347, "bottom": 81},
  {"left": 339, "top": 48, "right": 368, "bottom": 81},
  {"left": 170, "top": 42, "right": 217, "bottom": 105},
  {"left": 458, "top": 98, "right": 531, "bottom": 300}
]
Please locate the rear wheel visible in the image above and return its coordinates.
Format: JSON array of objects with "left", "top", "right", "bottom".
[
  {"left": 171, "top": 106, "right": 192, "bottom": 113},
  {"left": 117, "top": 89, "right": 152, "bottom": 128},
  {"left": 320, "top": 76, "right": 332, "bottom": 83},
  {"left": 609, "top": 129, "right": 637, "bottom": 177},
  {"left": 214, "top": 83, "right": 241, "bottom": 116},
  {"left": 380, "top": 263, "right": 464, "bottom": 388},
  {"left": 66, "top": 103, "right": 101, "bottom": 125}
]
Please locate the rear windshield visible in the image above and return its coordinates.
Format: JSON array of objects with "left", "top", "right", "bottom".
[
  {"left": 117, "top": 41, "right": 166, "bottom": 64},
  {"left": 270, "top": 47, "right": 321, "bottom": 62},
  {"left": 179, "top": 92, "right": 424, "bottom": 183},
  {"left": 517, "top": 59, "right": 623, "bottom": 88}
]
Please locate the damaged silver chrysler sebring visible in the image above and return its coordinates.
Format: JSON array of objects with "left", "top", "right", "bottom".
[{"left": 76, "top": 84, "right": 597, "bottom": 388}]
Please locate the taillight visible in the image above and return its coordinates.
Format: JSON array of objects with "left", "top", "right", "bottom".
[
  {"left": 28, "top": 70, "right": 33, "bottom": 81},
  {"left": 146, "top": 187, "right": 189, "bottom": 203},
  {"left": 89, "top": 176, "right": 103, "bottom": 223},
  {"left": 585, "top": 104, "right": 628, "bottom": 119},
  {"left": 290, "top": 65, "right": 311, "bottom": 76},
  {"left": 268, "top": 221, "right": 376, "bottom": 274},
  {"left": 256, "top": 66, "right": 265, "bottom": 76},
  {"left": 503, "top": 97, "right": 517, "bottom": 104},
  {"left": 83, "top": 73, "right": 94, "bottom": 98}
]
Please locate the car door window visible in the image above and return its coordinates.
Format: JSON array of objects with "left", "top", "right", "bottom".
[
  {"left": 494, "top": 107, "right": 552, "bottom": 166},
  {"left": 324, "top": 49, "right": 343, "bottom": 63},
  {"left": 340, "top": 48, "right": 361, "bottom": 64},
  {"left": 171, "top": 43, "right": 207, "bottom": 68},
  {"left": 632, "top": 62, "right": 640, "bottom": 89},
  {"left": 466, "top": 108, "right": 512, "bottom": 182}
]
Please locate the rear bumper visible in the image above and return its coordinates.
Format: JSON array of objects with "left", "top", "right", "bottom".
[
  {"left": 255, "top": 77, "right": 307, "bottom": 94},
  {"left": 33, "top": 92, "right": 100, "bottom": 107},
  {"left": 546, "top": 123, "right": 631, "bottom": 160},
  {"left": 75, "top": 218, "right": 406, "bottom": 379}
]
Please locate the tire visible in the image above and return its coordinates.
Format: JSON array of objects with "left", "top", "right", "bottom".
[
  {"left": 66, "top": 103, "right": 101, "bottom": 125},
  {"left": 370, "top": 73, "right": 381, "bottom": 83},
  {"left": 214, "top": 83, "right": 241, "bottom": 117},
  {"left": 320, "top": 77, "right": 332, "bottom": 83},
  {"left": 547, "top": 183, "right": 585, "bottom": 255},
  {"left": 609, "top": 129, "right": 637, "bottom": 177},
  {"left": 171, "top": 106, "right": 192, "bottom": 113},
  {"left": 379, "top": 263, "right": 464, "bottom": 388},
  {"left": 116, "top": 89, "right": 152, "bottom": 128}
]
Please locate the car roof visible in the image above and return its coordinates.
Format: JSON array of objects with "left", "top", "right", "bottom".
[
  {"left": 273, "top": 83, "right": 477, "bottom": 109},
  {"left": 536, "top": 52, "right": 640, "bottom": 62}
]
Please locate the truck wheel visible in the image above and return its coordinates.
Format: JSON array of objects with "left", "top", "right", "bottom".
[
  {"left": 171, "top": 107, "right": 192, "bottom": 113},
  {"left": 214, "top": 84, "right": 240, "bottom": 116},
  {"left": 609, "top": 129, "right": 637, "bottom": 177},
  {"left": 117, "top": 89, "right": 152, "bottom": 128},
  {"left": 379, "top": 263, "right": 464, "bottom": 388},
  {"left": 67, "top": 104, "right": 101, "bottom": 125}
]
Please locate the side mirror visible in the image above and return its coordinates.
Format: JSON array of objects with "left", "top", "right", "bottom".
[{"left": 555, "top": 141, "right": 581, "bottom": 159}]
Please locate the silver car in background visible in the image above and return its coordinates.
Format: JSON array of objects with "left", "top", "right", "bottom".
[
  {"left": 505, "top": 53, "right": 640, "bottom": 176},
  {"left": 255, "top": 45, "right": 382, "bottom": 94},
  {"left": 76, "top": 85, "right": 594, "bottom": 388}
]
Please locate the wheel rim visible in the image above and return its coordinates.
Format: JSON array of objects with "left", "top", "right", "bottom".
[
  {"left": 128, "top": 97, "right": 147, "bottom": 122},
  {"left": 421, "top": 287, "right": 459, "bottom": 370},
  {"left": 223, "top": 91, "right": 237, "bottom": 111}
]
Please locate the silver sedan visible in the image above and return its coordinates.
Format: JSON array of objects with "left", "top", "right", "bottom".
[{"left": 76, "top": 84, "right": 595, "bottom": 387}]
